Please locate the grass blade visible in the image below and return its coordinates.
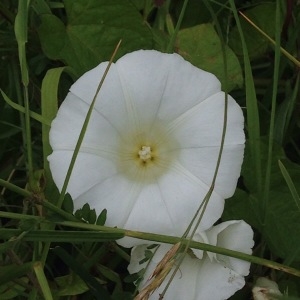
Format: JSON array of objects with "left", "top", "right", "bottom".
[
  {"left": 0, "top": 89, "right": 50, "bottom": 125},
  {"left": 1, "top": 229, "right": 124, "bottom": 243},
  {"left": 263, "top": 0, "right": 281, "bottom": 222},
  {"left": 278, "top": 160, "right": 300, "bottom": 212},
  {"left": 14, "top": 0, "right": 33, "bottom": 176},
  {"left": 33, "top": 262, "right": 53, "bottom": 300},
  {"left": 41, "top": 67, "right": 75, "bottom": 178},
  {"left": 229, "top": 0, "right": 262, "bottom": 195}
]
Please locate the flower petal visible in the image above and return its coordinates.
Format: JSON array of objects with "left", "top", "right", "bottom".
[
  {"left": 49, "top": 93, "right": 121, "bottom": 155},
  {"left": 69, "top": 62, "right": 137, "bottom": 135},
  {"left": 119, "top": 168, "right": 224, "bottom": 247},
  {"left": 177, "top": 144, "right": 244, "bottom": 198},
  {"left": 167, "top": 92, "right": 245, "bottom": 148},
  {"left": 116, "top": 50, "right": 221, "bottom": 126},
  {"left": 150, "top": 165, "right": 224, "bottom": 232},
  {"left": 206, "top": 220, "right": 254, "bottom": 276},
  {"left": 129, "top": 244, "right": 246, "bottom": 300},
  {"left": 165, "top": 92, "right": 245, "bottom": 198},
  {"left": 129, "top": 244, "right": 198, "bottom": 299},
  {"left": 68, "top": 50, "right": 221, "bottom": 136},
  {"left": 190, "top": 231, "right": 209, "bottom": 259},
  {"left": 127, "top": 245, "right": 149, "bottom": 275},
  {"left": 192, "top": 256, "right": 246, "bottom": 300},
  {"left": 48, "top": 150, "right": 221, "bottom": 247},
  {"left": 48, "top": 151, "right": 117, "bottom": 200}
]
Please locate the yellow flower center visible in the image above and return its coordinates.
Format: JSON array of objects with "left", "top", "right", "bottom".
[{"left": 117, "top": 122, "right": 179, "bottom": 183}]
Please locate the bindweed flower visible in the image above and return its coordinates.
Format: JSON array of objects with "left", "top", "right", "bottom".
[
  {"left": 48, "top": 50, "right": 245, "bottom": 246},
  {"left": 252, "top": 277, "right": 282, "bottom": 300},
  {"left": 128, "top": 220, "right": 254, "bottom": 300}
]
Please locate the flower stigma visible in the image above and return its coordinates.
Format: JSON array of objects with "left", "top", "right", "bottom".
[{"left": 138, "top": 146, "right": 152, "bottom": 162}]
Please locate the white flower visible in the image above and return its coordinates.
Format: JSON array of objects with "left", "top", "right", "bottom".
[
  {"left": 252, "top": 277, "right": 282, "bottom": 300},
  {"left": 128, "top": 220, "right": 254, "bottom": 300},
  {"left": 48, "top": 50, "right": 244, "bottom": 245}
]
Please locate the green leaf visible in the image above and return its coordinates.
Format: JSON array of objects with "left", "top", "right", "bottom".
[
  {"left": 224, "top": 154, "right": 300, "bottom": 261},
  {"left": 62, "top": 193, "right": 74, "bottom": 214},
  {"left": 242, "top": 138, "right": 286, "bottom": 194},
  {"left": 177, "top": 23, "right": 243, "bottom": 91},
  {"left": 55, "top": 273, "right": 89, "bottom": 296},
  {"left": 37, "top": 0, "right": 153, "bottom": 75},
  {"left": 89, "top": 209, "right": 97, "bottom": 224},
  {"left": 41, "top": 66, "right": 75, "bottom": 180},
  {"left": 222, "top": 188, "right": 262, "bottom": 231},
  {"left": 265, "top": 187, "right": 300, "bottom": 262},
  {"left": 229, "top": 3, "right": 283, "bottom": 59},
  {"left": 81, "top": 203, "right": 91, "bottom": 221},
  {"left": 96, "top": 209, "right": 107, "bottom": 226}
]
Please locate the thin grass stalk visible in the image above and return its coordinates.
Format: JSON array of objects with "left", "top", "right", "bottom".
[
  {"left": 53, "top": 220, "right": 300, "bottom": 278},
  {"left": 262, "top": 0, "right": 281, "bottom": 223},
  {"left": 33, "top": 262, "right": 53, "bottom": 300},
  {"left": 285, "top": 74, "right": 299, "bottom": 135},
  {"left": 278, "top": 160, "right": 300, "bottom": 211},
  {"left": 189, "top": 0, "right": 229, "bottom": 242},
  {"left": 11, "top": 60, "right": 26, "bottom": 156},
  {"left": 0, "top": 178, "right": 31, "bottom": 198},
  {"left": 14, "top": 0, "right": 33, "bottom": 177},
  {"left": 1, "top": 209, "right": 300, "bottom": 277},
  {"left": 166, "top": 0, "right": 189, "bottom": 53},
  {"left": 159, "top": 1, "right": 231, "bottom": 296},
  {"left": 41, "top": 67, "right": 64, "bottom": 180},
  {"left": 0, "top": 89, "right": 50, "bottom": 124},
  {"left": 57, "top": 40, "right": 122, "bottom": 209},
  {"left": 239, "top": 11, "right": 300, "bottom": 68}
]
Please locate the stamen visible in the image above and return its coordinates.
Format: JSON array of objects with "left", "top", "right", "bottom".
[{"left": 138, "top": 146, "right": 152, "bottom": 161}]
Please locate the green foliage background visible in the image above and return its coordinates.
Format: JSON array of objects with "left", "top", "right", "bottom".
[{"left": 0, "top": 0, "right": 300, "bottom": 299}]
